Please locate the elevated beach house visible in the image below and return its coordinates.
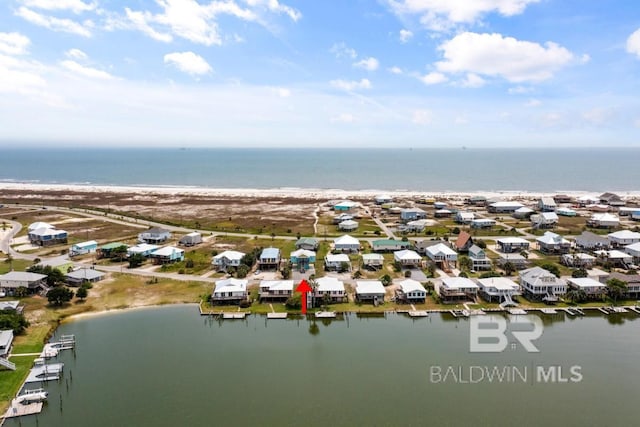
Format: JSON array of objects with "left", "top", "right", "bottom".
[
  {"left": 98, "top": 242, "right": 128, "bottom": 259},
  {"left": 138, "top": 227, "right": 171, "bottom": 244},
  {"left": 425, "top": 243, "right": 458, "bottom": 269},
  {"left": 574, "top": 231, "right": 610, "bottom": 250},
  {"left": 519, "top": 267, "right": 567, "bottom": 303},
  {"left": 333, "top": 200, "right": 358, "bottom": 212},
  {"left": 454, "top": 231, "right": 473, "bottom": 252},
  {"left": 179, "top": 232, "right": 202, "bottom": 246},
  {"left": 314, "top": 277, "right": 347, "bottom": 304},
  {"left": 127, "top": 243, "right": 159, "bottom": 258},
  {"left": 37, "top": 256, "right": 74, "bottom": 273},
  {"left": 497, "top": 253, "right": 528, "bottom": 270},
  {"left": 395, "top": 279, "right": 427, "bottom": 303},
  {"left": 259, "top": 280, "right": 294, "bottom": 302},
  {"left": 468, "top": 244, "right": 492, "bottom": 271},
  {"left": 400, "top": 208, "right": 427, "bottom": 223},
  {"left": 151, "top": 246, "right": 185, "bottom": 264},
  {"left": 69, "top": 240, "right": 98, "bottom": 257},
  {"left": 538, "top": 197, "right": 557, "bottom": 212},
  {"left": 561, "top": 253, "right": 596, "bottom": 268},
  {"left": 603, "top": 272, "right": 640, "bottom": 299},
  {"left": 212, "top": 278, "right": 248, "bottom": 305},
  {"left": 530, "top": 212, "right": 559, "bottom": 229},
  {"left": 536, "top": 232, "right": 571, "bottom": 254},
  {"left": 333, "top": 235, "right": 360, "bottom": 253},
  {"left": 361, "top": 253, "right": 384, "bottom": 270},
  {"left": 0, "top": 330, "right": 13, "bottom": 358},
  {"left": 455, "top": 211, "right": 475, "bottom": 224},
  {"left": 438, "top": 277, "right": 478, "bottom": 303},
  {"left": 290, "top": 249, "right": 316, "bottom": 271},
  {"left": 587, "top": 213, "right": 620, "bottom": 228},
  {"left": 258, "top": 247, "right": 281, "bottom": 270},
  {"left": 599, "top": 192, "right": 625, "bottom": 207},
  {"left": 28, "top": 224, "right": 68, "bottom": 246},
  {"left": 355, "top": 280, "right": 386, "bottom": 304},
  {"left": 374, "top": 194, "right": 393, "bottom": 205},
  {"left": 66, "top": 268, "right": 105, "bottom": 286},
  {"left": 496, "top": 237, "right": 530, "bottom": 253},
  {"left": 295, "top": 237, "right": 319, "bottom": 251},
  {"left": 212, "top": 250, "right": 245, "bottom": 272},
  {"left": 471, "top": 218, "right": 496, "bottom": 229},
  {"left": 0, "top": 271, "right": 47, "bottom": 295},
  {"left": 338, "top": 220, "right": 359, "bottom": 232},
  {"left": 488, "top": 201, "right": 524, "bottom": 213},
  {"left": 607, "top": 230, "right": 640, "bottom": 247},
  {"left": 594, "top": 250, "right": 633, "bottom": 268},
  {"left": 324, "top": 253, "right": 351, "bottom": 272},
  {"left": 333, "top": 213, "right": 354, "bottom": 224},
  {"left": 566, "top": 277, "right": 606, "bottom": 300},
  {"left": 624, "top": 242, "right": 640, "bottom": 264},
  {"left": 513, "top": 207, "right": 535, "bottom": 219},
  {"left": 372, "top": 239, "right": 411, "bottom": 252},
  {"left": 476, "top": 277, "right": 520, "bottom": 304},
  {"left": 556, "top": 207, "right": 577, "bottom": 217},
  {"left": 393, "top": 249, "right": 423, "bottom": 268}
]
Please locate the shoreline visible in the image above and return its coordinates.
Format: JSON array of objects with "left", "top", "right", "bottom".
[{"left": 59, "top": 302, "right": 200, "bottom": 324}]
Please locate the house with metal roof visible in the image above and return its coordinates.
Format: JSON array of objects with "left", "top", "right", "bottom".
[
  {"left": 37, "top": 256, "right": 74, "bottom": 273},
  {"left": 0, "top": 271, "right": 47, "bottom": 295},
  {"left": 151, "top": 246, "right": 185, "bottom": 264},
  {"left": 395, "top": 279, "right": 426, "bottom": 303},
  {"left": 468, "top": 245, "right": 492, "bottom": 271},
  {"left": 497, "top": 253, "right": 528, "bottom": 270},
  {"left": 258, "top": 247, "right": 281, "bottom": 270},
  {"left": 98, "top": 242, "right": 128, "bottom": 259},
  {"left": 212, "top": 250, "right": 245, "bottom": 272},
  {"left": 400, "top": 208, "right": 427, "bottom": 223},
  {"left": 608, "top": 230, "right": 640, "bottom": 247},
  {"left": 393, "top": 249, "right": 423, "bottom": 267},
  {"left": 28, "top": 226, "right": 68, "bottom": 246},
  {"left": 625, "top": 242, "right": 640, "bottom": 264},
  {"left": 324, "top": 253, "right": 351, "bottom": 271},
  {"left": 488, "top": 201, "right": 524, "bottom": 213},
  {"left": 290, "top": 249, "right": 316, "bottom": 271},
  {"left": 70, "top": 240, "right": 98, "bottom": 257},
  {"left": 519, "top": 267, "right": 567, "bottom": 303},
  {"left": 0, "top": 330, "right": 13, "bottom": 357},
  {"left": 599, "top": 192, "right": 625, "bottom": 207},
  {"left": 259, "top": 280, "right": 294, "bottom": 301},
  {"left": 438, "top": 277, "right": 478, "bottom": 303},
  {"left": 531, "top": 212, "right": 559, "bottom": 229},
  {"left": 333, "top": 200, "right": 358, "bottom": 211},
  {"left": 595, "top": 250, "right": 633, "bottom": 268},
  {"left": 425, "top": 243, "right": 457, "bottom": 268},
  {"left": 574, "top": 231, "right": 610, "bottom": 250},
  {"left": 561, "top": 253, "right": 596, "bottom": 268},
  {"left": 538, "top": 197, "right": 557, "bottom": 212},
  {"left": 587, "top": 213, "right": 620, "bottom": 228},
  {"left": 603, "top": 272, "right": 640, "bottom": 299},
  {"left": 556, "top": 207, "right": 577, "bottom": 217},
  {"left": 403, "top": 219, "right": 429, "bottom": 232},
  {"left": 212, "top": 278, "right": 248, "bottom": 304},
  {"left": 295, "top": 237, "right": 319, "bottom": 251},
  {"left": 361, "top": 253, "right": 384, "bottom": 270},
  {"left": 455, "top": 211, "right": 475, "bottom": 224},
  {"left": 28, "top": 222, "right": 54, "bottom": 231},
  {"left": 476, "top": 277, "right": 520, "bottom": 304},
  {"left": 333, "top": 235, "right": 360, "bottom": 253},
  {"left": 355, "top": 280, "right": 386, "bottom": 304},
  {"left": 513, "top": 207, "right": 535, "bottom": 219},
  {"left": 314, "top": 277, "right": 346, "bottom": 303},
  {"left": 536, "top": 232, "right": 571, "bottom": 254},
  {"left": 338, "top": 219, "right": 358, "bottom": 231},
  {"left": 374, "top": 195, "right": 393, "bottom": 205},
  {"left": 566, "top": 277, "right": 606, "bottom": 299},
  {"left": 137, "top": 227, "right": 171, "bottom": 244},
  {"left": 372, "top": 239, "right": 411, "bottom": 252},
  {"left": 127, "top": 243, "right": 160, "bottom": 258},
  {"left": 471, "top": 218, "right": 496, "bottom": 229},
  {"left": 496, "top": 237, "right": 530, "bottom": 253},
  {"left": 332, "top": 213, "right": 354, "bottom": 224},
  {"left": 66, "top": 268, "right": 105, "bottom": 286},
  {"left": 179, "top": 232, "right": 202, "bottom": 246}
]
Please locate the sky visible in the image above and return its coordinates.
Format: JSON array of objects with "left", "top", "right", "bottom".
[{"left": 1, "top": 0, "right": 640, "bottom": 148}]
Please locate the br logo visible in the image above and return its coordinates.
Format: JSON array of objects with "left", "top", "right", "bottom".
[{"left": 469, "top": 315, "right": 544, "bottom": 353}]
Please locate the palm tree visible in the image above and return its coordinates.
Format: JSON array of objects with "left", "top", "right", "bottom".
[
  {"left": 606, "top": 278, "right": 628, "bottom": 304},
  {"left": 503, "top": 261, "right": 515, "bottom": 276},
  {"left": 565, "top": 288, "right": 587, "bottom": 304},
  {"left": 458, "top": 256, "right": 472, "bottom": 272}
]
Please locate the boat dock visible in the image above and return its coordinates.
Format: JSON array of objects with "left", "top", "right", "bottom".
[
  {"left": 449, "top": 309, "right": 469, "bottom": 318},
  {"left": 627, "top": 306, "right": 640, "bottom": 314},
  {"left": 564, "top": 307, "right": 585, "bottom": 316},
  {"left": 3, "top": 400, "right": 43, "bottom": 419},
  {"left": 222, "top": 312, "right": 248, "bottom": 319},
  {"left": 408, "top": 310, "right": 428, "bottom": 317},
  {"left": 539, "top": 308, "right": 558, "bottom": 314},
  {"left": 315, "top": 311, "right": 337, "bottom": 318},
  {"left": 267, "top": 312, "right": 287, "bottom": 319},
  {"left": 25, "top": 360, "right": 64, "bottom": 383},
  {"left": 508, "top": 308, "right": 527, "bottom": 315}
]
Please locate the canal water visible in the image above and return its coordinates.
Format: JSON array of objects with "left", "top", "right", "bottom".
[{"left": 7, "top": 305, "right": 640, "bottom": 427}]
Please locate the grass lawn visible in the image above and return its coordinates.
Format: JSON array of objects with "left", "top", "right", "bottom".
[
  {"left": 0, "top": 356, "right": 38, "bottom": 413},
  {"left": 159, "top": 249, "right": 213, "bottom": 275},
  {"left": 0, "top": 258, "right": 33, "bottom": 274}
]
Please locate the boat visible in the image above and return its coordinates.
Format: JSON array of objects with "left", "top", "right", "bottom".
[{"left": 16, "top": 389, "right": 48, "bottom": 404}]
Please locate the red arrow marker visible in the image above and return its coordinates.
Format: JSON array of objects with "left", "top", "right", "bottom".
[{"left": 296, "top": 279, "right": 312, "bottom": 314}]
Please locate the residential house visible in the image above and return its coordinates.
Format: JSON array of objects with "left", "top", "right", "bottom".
[
  {"left": 538, "top": 197, "right": 557, "bottom": 212},
  {"left": 374, "top": 195, "right": 393, "bottom": 205},
  {"left": 355, "top": 280, "right": 386, "bottom": 304},
  {"left": 393, "top": 249, "right": 423, "bottom": 268},
  {"left": 395, "top": 279, "right": 426, "bottom": 303},
  {"left": 625, "top": 242, "right": 640, "bottom": 264},
  {"left": 295, "top": 237, "right": 319, "bottom": 251},
  {"left": 454, "top": 231, "right": 473, "bottom": 252},
  {"left": 425, "top": 243, "right": 458, "bottom": 268},
  {"left": 28, "top": 221, "right": 54, "bottom": 231},
  {"left": 332, "top": 213, "right": 354, "bottom": 224},
  {"left": 536, "top": 232, "right": 571, "bottom": 254},
  {"left": 574, "top": 231, "right": 610, "bottom": 250},
  {"left": 259, "top": 280, "right": 294, "bottom": 301},
  {"left": 333, "top": 235, "right": 360, "bottom": 253},
  {"left": 98, "top": 242, "right": 128, "bottom": 259},
  {"left": 0, "top": 271, "right": 47, "bottom": 295},
  {"left": 455, "top": 211, "right": 475, "bottom": 224},
  {"left": 69, "top": 240, "right": 98, "bottom": 257},
  {"left": 519, "top": 267, "right": 567, "bottom": 303},
  {"left": 138, "top": 227, "right": 171, "bottom": 244},
  {"left": 586, "top": 204, "right": 610, "bottom": 212},
  {"left": 66, "top": 268, "right": 105, "bottom": 286},
  {"left": 338, "top": 220, "right": 358, "bottom": 231},
  {"left": 566, "top": 278, "right": 606, "bottom": 300},
  {"left": 466, "top": 196, "right": 487, "bottom": 206},
  {"left": 151, "top": 246, "right": 185, "bottom": 264},
  {"left": 258, "top": 247, "right": 281, "bottom": 270},
  {"left": 0, "top": 301, "right": 22, "bottom": 313},
  {"left": 513, "top": 207, "right": 535, "bottom": 219},
  {"left": 618, "top": 207, "right": 640, "bottom": 216},
  {"left": 333, "top": 200, "right": 358, "bottom": 211},
  {"left": 471, "top": 218, "right": 496, "bottom": 229},
  {"left": 212, "top": 278, "right": 248, "bottom": 304},
  {"left": 496, "top": 237, "right": 530, "bottom": 253},
  {"left": 212, "top": 250, "right": 245, "bottom": 272},
  {"left": 468, "top": 245, "right": 492, "bottom": 271},
  {"left": 372, "top": 239, "right": 411, "bottom": 253},
  {"left": 476, "top": 277, "right": 520, "bottom": 304},
  {"left": 28, "top": 226, "right": 68, "bottom": 246},
  {"left": 553, "top": 194, "right": 573, "bottom": 204},
  {"left": 497, "top": 254, "right": 528, "bottom": 270},
  {"left": 179, "top": 232, "right": 202, "bottom": 246},
  {"left": 594, "top": 250, "right": 633, "bottom": 268},
  {"left": 37, "top": 257, "right": 74, "bottom": 274},
  {"left": 561, "top": 253, "right": 596, "bottom": 268},
  {"left": 361, "top": 253, "right": 384, "bottom": 270},
  {"left": 414, "top": 239, "right": 444, "bottom": 255},
  {"left": 400, "top": 208, "right": 427, "bottom": 223},
  {"left": 438, "top": 277, "right": 478, "bottom": 303},
  {"left": 314, "top": 277, "right": 346, "bottom": 304},
  {"left": 599, "top": 192, "right": 625, "bottom": 207},
  {"left": 290, "top": 249, "right": 316, "bottom": 271},
  {"left": 488, "top": 201, "right": 524, "bottom": 213},
  {"left": 127, "top": 243, "right": 159, "bottom": 258},
  {"left": 588, "top": 213, "right": 620, "bottom": 228},
  {"left": 607, "top": 230, "right": 640, "bottom": 247},
  {"left": 324, "top": 253, "right": 351, "bottom": 271},
  {"left": 402, "top": 219, "right": 429, "bottom": 233},
  {"left": 632, "top": 211, "right": 640, "bottom": 221},
  {"left": 434, "top": 209, "right": 453, "bottom": 218},
  {"left": 556, "top": 207, "right": 577, "bottom": 217},
  {"left": 530, "top": 212, "right": 559, "bottom": 229},
  {"left": 434, "top": 201, "right": 447, "bottom": 210},
  {"left": 0, "top": 330, "right": 13, "bottom": 358},
  {"left": 577, "top": 195, "right": 600, "bottom": 207},
  {"left": 603, "top": 272, "right": 640, "bottom": 299}
]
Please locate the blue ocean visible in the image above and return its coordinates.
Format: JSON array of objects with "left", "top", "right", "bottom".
[{"left": 0, "top": 147, "right": 637, "bottom": 192}]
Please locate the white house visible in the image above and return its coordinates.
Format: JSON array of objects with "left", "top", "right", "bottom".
[
  {"left": 212, "top": 250, "right": 245, "bottom": 271},
  {"left": 0, "top": 330, "right": 13, "bottom": 357},
  {"left": 607, "top": 230, "right": 640, "bottom": 247},
  {"left": 69, "top": 240, "right": 98, "bottom": 257},
  {"left": 212, "top": 278, "right": 248, "bottom": 304},
  {"left": 476, "top": 277, "right": 520, "bottom": 304},
  {"left": 150, "top": 246, "right": 185, "bottom": 264},
  {"left": 574, "top": 231, "right": 610, "bottom": 250},
  {"left": 374, "top": 194, "right": 393, "bottom": 205},
  {"left": 362, "top": 253, "right": 384, "bottom": 270},
  {"left": 538, "top": 197, "right": 557, "bottom": 212},
  {"left": 355, "top": 280, "right": 386, "bottom": 304},
  {"left": 561, "top": 253, "right": 596, "bottom": 268},
  {"left": 333, "top": 213, "right": 354, "bottom": 224},
  {"left": 324, "top": 253, "right": 351, "bottom": 271},
  {"left": 530, "top": 212, "right": 559, "bottom": 229},
  {"left": 556, "top": 207, "right": 577, "bottom": 217},
  {"left": 333, "top": 235, "right": 360, "bottom": 253},
  {"left": 259, "top": 280, "right": 294, "bottom": 301},
  {"left": 138, "top": 227, "right": 171, "bottom": 244},
  {"left": 127, "top": 243, "right": 160, "bottom": 258},
  {"left": 179, "top": 232, "right": 202, "bottom": 246},
  {"left": 425, "top": 243, "right": 457, "bottom": 268},
  {"left": 497, "top": 253, "right": 528, "bottom": 270},
  {"left": 488, "top": 201, "right": 524, "bottom": 213},
  {"left": 455, "top": 211, "right": 475, "bottom": 224},
  {"left": 471, "top": 218, "right": 496, "bottom": 229},
  {"left": 536, "top": 232, "right": 571, "bottom": 254},
  {"left": 595, "top": 250, "right": 634, "bottom": 268},
  {"left": 566, "top": 277, "right": 606, "bottom": 299},
  {"left": 333, "top": 200, "right": 358, "bottom": 211},
  {"left": 513, "top": 207, "right": 534, "bottom": 219},
  {"left": 395, "top": 279, "right": 426, "bottom": 303},
  {"left": 438, "top": 277, "right": 478, "bottom": 303},
  {"left": 393, "top": 249, "right": 423, "bottom": 267},
  {"left": 258, "top": 247, "right": 281, "bottom": 270},
  {"left": 338, "top": 220, "right": 359, "bottom": 231},
  {"left": 588, "top": 213, "right": 620, "bottom": 228},
  {"left": 28, "top": 221, "right": 54, "bottom": 231},
  {"left": 519, "top": 267, "right": 567, "bottom": 303},
  {"left": 0, "top": 271, "right": 47, "bottom": 295},
  {"left": 314, "top": 277, "right": 346, "bottom": 304},
  {"left": 625, "top": 242, "right": 640, "bottom": 264},
  {"left": 496, "top": 237, "right": 530, "bottom": 253},
  {"left": 468, "top": 245, "right": 492, "bottom": 271},
  {"left": 28, "top": 226, "right": 68, "bottom": 246},
  {"left": 405, "top": 219, "right": 429, "bottom": 232}
]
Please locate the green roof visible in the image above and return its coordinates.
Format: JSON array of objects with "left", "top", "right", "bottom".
[
  {"left": 372, "top": 239, "right": 410, "bottom": 246},
  {"left": 101, "top": 242, "right": 127, "bottom": 250},
  {"left": 296, "top": 237, "right": 318, "bottom": 245}
]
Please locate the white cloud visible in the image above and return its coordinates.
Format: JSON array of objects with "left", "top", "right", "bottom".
[
  {"left": 525, "top": 98, "right": 541, "bottom": 107},
  {"left": 164, "top": 51, "right": 213, "bottom": 76},
  {"left": 330, "top": 42, "right": 357, "bottom": 59},
  {"left": 20, "top": 0, "right": 96, "bottom": 14},
  {"left": 330, "top": 78, "right": 372, "bottom": 91},
  {"left": 389, "top": 66, "right": 403, "bottom": 74},
  {"left": 0, "top": 54, "right": 46, "bottom": 93},
  {"left": 353, "top": 57, "right": 379, "bottom": 71},
  {"left": 273, "top": 87, "right": 290, "bottom": 97},
  {"left": 331, "top": 113, "right": 355, "bottom": 123},
  {"left": 244, "top": 0, "right": 302, "bottom": 22},
  {"left": 508, "top": 85, "right": 533, "bottom": 94},
  {"left": 412, "top": 109, "right": 433, "bottom": 124},
  {"left": 124, "top": 8, "right": 173, "bottom": 43},
  {"left": 65, "top": 48, "right": 87, "bottom": 60},
  {"left": 626, "top": 28, "right": 640, "bottom": 58},
  {"left": 0, "top": 32, "right": 31, "bottom": 55},
  {"left": 582, "top": 108, "right": 612, "bottom": 126},
  {"left": 419, "top": 71, "right": 447, "bottom": 85},
  {"left": 436, "top": 32, "right": 575, "bottom": 83},
  {"left": 16, "top": 7, "right": 92, "bottom": 37},
  {"left": 399, "top": 29, "right": 413, "bottom": 43},
  {"left": 60, "top": 60, "right": 114, "bottom": 80},
  {"left": 389, "top": 0, "right": 540, "bottom": 31},
  {"left": 458, "top": 73, "right": 485, "bottom": 88}
]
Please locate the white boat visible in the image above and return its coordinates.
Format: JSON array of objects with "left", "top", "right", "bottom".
[{"left": 16, "top": 389, "right": 48, "bottom": 404}]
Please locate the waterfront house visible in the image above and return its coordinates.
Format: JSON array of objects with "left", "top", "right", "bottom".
[
  {"left": 400, "top": 208, "right": 427, "bottom": 223},
  {"left": 0, "top": 330, "right": 13, "bottom": 357},
  {"left": 66, "top": 268, "right": 105, "bottom": 286},
  {"left": 496, "top": 237, "right": 530, "bottom": 253},
  {"left": 338, "top": 220, "right": 358, "bottom": 232},
  {"left": 594, "top": 250, "right": 633, "bottom": 268},
  {"left": 488, "top": 201, "right": 524, "bottom": 213},
  {"left": 454, "top": 231, "right": 473, "bottom": 252},
  {"left": 403, "top": 219, "right": 429, "bottom": 232},
  {"left": 538, "top": 197, "right": 557, "bottom": 212},
  {"left": 0, "top": 271, "right": 47, "bottom": 295},
  {"left": 599, "top": 192, "right": 625, "bottom": 207},
  {"left": 372, "top": 239, "right": 411, "bottom": 252},
  {"left": 324, "top": 253, "right": 351, "bottom": 271},
  {"left": 587, "top": 204, "right": 610, "bottom": 212},
  {"left": 530, "top": 212, "right": 558, "bottom": 229},
  {"left": 468, "top": 245, "right": 492, "bottom": 271},
  {"left": 138, "top": 227, "right": 171, "bottom": 244},
  {"left": 332, "top": 213, "right": 354, "bottom": 224},
  {"left": 556, "top": 207, "right": 577, "bottom": 217},
  {"left": 314, "top": 277, "right": 346, "bottom": 304},
  {"left": 476, "top": 277, "right": 520, "bottom": 304},
  {"left": 395, "top": 279, "right": 426, "bottom": 303},
  {"left": 259, "top": 280, "right": 294, "bottom": 302},
  {"left": 455, "top": 211, "right": 475, "bottom": 224},
  {"left": 258, "top": 247, "right": 281, "bottom": 270},
  {"left": 438, "top": 277, "right": 478, "bottom": 303},
  {"left": 497, "top": 253, "right": 528, "bottom": 270},
  {"left": 69, "top": 240, "right": 98, "bottom": 257},
  {"left": 374, "top": 194, "right": 393, "bottom": 205},
  {"left": 425, "top": 243, "right": 458, "bottom": 269},
  {"left": 587, "top": 213, "right": 620, "bottom": 228},
  {"left": 361, "top": 253, "right": 384, "bottom": 270},
  {"left": 466, "top": 196, "right": 487, "bottom": 206},
  {"left": 574, "top": 231, "right": 610, "bottom": 250},
  {"left": 98, "top": 242, "right": 128, "bottom": 259},
  {"left": 471, "top": 218, "right": 496, "bottom": 229},
  {"left": 212, "top": 250, "right": 245, "bottom": 272},
  {"left": 355, "top": 280, "right": 386, "bottom": 304},
  {"left": 333, "top": 200, "right": 358, "bottom": 212},
  {"left": 333, "top": 235, "right": 360, "bottom": 253},
  {"left": 37, "top": 256, "right": 74, "bottom": 274},
  {"left": 295, "top": 237, "right": 319, "bottom": 251},
  {"left": 536, "top": 232, "right": 571, "bottom": 254},
  {"left": 212, "top": 278, "right": 248, "bottom": 305},
  {"left": 151, "top": 246, "right": 185, "bottom": 264},
  {"left": 561, "top": 253, "right": 596, "bottom": 268},
  {"left": 519, "top": 267, "right": 567, "bottom": 303},
  {"left": 28, "top": 226, "right": 68, "bottom": 246},
  {"left": 513, "top": 206, "right": 535, "bottom": 219},
  {"left": 290, "top": 249, "right": 316, "bottom": 271},
  {"left": 127, "top": 243, "right": 160, "bottom": 258},
  {"left": 0, "top": 301, "right": 22, "bottom": 313},
  {"left": 393, "top": 249, "right": 423, "bottom": 268},
  {"left": 566, "top": 278, "right": 606, "bottom": 300},
  {"left": 179, "top": 232, "right": 202, "bottom": 246},
  {"left": 603, "top": 272, "right": 640, "bottom": 299},
  {"left": 607, "top": 230, "right": 640, "bottom": 247},
  {"left": 625, "top": 242, "right": 640, "bottom": 264}
]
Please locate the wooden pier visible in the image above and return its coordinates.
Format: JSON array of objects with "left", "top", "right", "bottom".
[
  {"left": 222, "top": 312, "right": 248, "bottom": 319},
  {"left": 449, "top": 309, "right": 469, "bottom": 318},
  {"left": 3, "top": 399, "right": 43, "bottom": 419},
  {"left": 315, "top": 311, "right": 337, "bottom": 318},
  {"left": 539, "top": 308, "right": 558, "bottom": 314},
  {"left": 627, "top": 306, "right": 640, "bottom": 314},
  {"left": 408, "top": 310, "right": 428, "bottom": 317},
  {"left": 267, "top": 312, "right": 287, "bottom": 319},
  {"left": 508, "top": 308, "right": 527, "bottom": 315}
]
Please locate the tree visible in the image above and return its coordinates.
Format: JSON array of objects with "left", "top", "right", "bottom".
[
  {"left": 128, "top": 253, "right": 146, "bottom": 268},
  {"left": 540, "top": 263, "right": 561, "bottom": 278},
  {"left": 0, "top": 309, "right": 29, "bottom": 334},
  {"left": 565, "top": 288, "right": 587, "bottom": 304},
  {"left": 476, "top": 240, "right": 487, "bottom": 249},
  {"left": 452, "top": 227, "right": 461, "bottom": 235},
  {"left": 76, "top": 286, "right": 88, "bottom": 301},
  {"left": 519, "top": 250, "right": 529, "bottom": 259},
  {"left": 393, "top": 261, "right": 402, "bottom": 272},
  {"left": 404, "top": 270, "right": 412, "bottom": 278},
  {"left": 606, "top": 278, "right": 628, "bottom": 304},
  {"left": 285, "top": 293, "right": 301, "bottom": 310},
  {"left": 47, "top": 287, "right": 74, "bottom": 306},
  {"left": 380, "top": 274, "right": 392, "bottom": 287},
  {"left": 280, "top": 265, "right": 291, "bottom": 279},
  {"left": 458, "top": 256, "right": 472, "bottom": 272},
  {"left": 571, "top": 268, "right": 588, "bottom": 278},
  {"left": 236, "top": 264, "right": 249, "bottom": 278},
  {"left": 352, "top": 270, "right": 363, "bottom": 279},
  {"left": 339, "top": 261, "right": 350, "bottom": 273},
  {"left": 479, "top": 270, "right": 501, "bottom": 279},
  {"left": 28, "top": 265, "right": 65, "bottom": 287},
  {"left": 426, "top": 262, "right": 436, "bottom": 278},
  {"left": 111, "top": 245, "right": 128, "bottom": 262},
  {"left": 502, "top": 261, "right": 515, "bottom": 276}
]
